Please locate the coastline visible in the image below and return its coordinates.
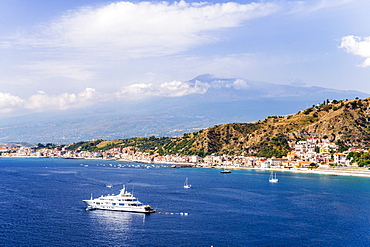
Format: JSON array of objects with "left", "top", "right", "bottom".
[
  {"left": 2, "top": 155, "right": 370, "bottom": 178},
  {"left": 221, "top": 166, "right": 370, "bottom": 178}
]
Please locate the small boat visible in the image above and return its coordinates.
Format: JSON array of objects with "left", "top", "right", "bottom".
[
  {"left": 220, "top": 164, "right": 231, "bottom": 173},
  {"left": 269, "top": 171, "right": 278, "bottom": 183},
  {"left": 220, "top": 166, "right": 231, "bottom": 173},
  {"left": 184, "top": 177, "right": 192, "bottom": 188},
  {"left": 83, "top": 185, "right": 155, "bottom": 213}
]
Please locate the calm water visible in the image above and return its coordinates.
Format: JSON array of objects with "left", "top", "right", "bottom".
[{"left": 1, "top": 158, "right": 370, "bottom": 246}]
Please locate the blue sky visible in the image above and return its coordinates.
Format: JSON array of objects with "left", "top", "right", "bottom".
[{"left": 0, "top": 0, "right": 370, "bottom": 116}]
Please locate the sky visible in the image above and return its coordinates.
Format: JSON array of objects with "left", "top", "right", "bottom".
[{"left": 0, "top": 0, "right": 370, "bottom": 117}]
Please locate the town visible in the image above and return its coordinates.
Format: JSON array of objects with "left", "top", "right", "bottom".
[{"left": 1, "top": 138, "right": 369, "bottom": 175}]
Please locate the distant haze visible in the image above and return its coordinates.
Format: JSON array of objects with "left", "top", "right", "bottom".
[{"left": 0, "top": 75, "right": 367, "bottom": 144}]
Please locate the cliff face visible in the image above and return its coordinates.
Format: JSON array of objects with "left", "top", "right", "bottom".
[{"left": 163, "top": 98, "right": 370, "bottom": 157}]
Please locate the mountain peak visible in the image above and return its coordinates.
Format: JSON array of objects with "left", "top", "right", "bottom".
[{"left": 189, "top": 74, "right": 220, "bottom": 83}]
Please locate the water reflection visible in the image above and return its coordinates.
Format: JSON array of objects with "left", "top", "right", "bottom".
[
  {"left": 84, "top": 210, "right": 149, "bottom": 244},
  {"left": 87, "top": 210, "right": 147, "bottom": 230}
]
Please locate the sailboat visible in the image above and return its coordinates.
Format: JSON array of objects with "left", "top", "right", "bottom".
[
  {"left": 269, "top": 171, "right": 278, "bottom": 183},
  {"left": 220, "top": 164, "right": 231, "bottom": 173},
  {"left": 220, "top": 168, "right": 231, "bottom": 173},
  {"left": 184, "top": 177, "right": 192, "bottom": 188}
]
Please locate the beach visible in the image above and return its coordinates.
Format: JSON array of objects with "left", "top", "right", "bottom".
[{"left": 223, "top": 166, "right": 370, "bottom": 178}]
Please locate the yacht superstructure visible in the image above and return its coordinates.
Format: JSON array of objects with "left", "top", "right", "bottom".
[{"left": 83, "top": 185, "right": 155, "bottom": 213}]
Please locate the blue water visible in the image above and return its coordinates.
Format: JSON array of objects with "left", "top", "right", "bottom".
[{"left": 1, "top": 158, "right": 370, "bottom": 246}]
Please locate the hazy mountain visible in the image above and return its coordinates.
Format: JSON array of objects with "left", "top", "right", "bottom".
[
  {"left": 161, "top": 98, "right": 370, "bottom": 157},
  {"left": 0, "top": 142, "right": 35, "bottom": 148},
  {"left": 38, "top": 98, "right": 370, "bottom": 159},
  {"left": 0, "top": 75, "right": 367, "bottom": 144}
]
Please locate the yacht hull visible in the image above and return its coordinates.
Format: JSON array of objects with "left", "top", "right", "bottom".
[
  {"left": 83, "top": 186, "right": 155, "bottom": 214},
  {"left": 83, "top": 200, "right": 155, "bottom": 213}
]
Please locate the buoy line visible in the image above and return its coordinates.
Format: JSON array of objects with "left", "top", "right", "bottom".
[{"left": 156, "top": 212, "right": 189, "bottom": 215}]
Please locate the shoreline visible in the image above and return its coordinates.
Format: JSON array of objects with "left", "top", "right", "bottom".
[
  {"left": 218, "top": 166, "right": 370, "bottom": 178},
  {"left": 2, "top": 155, "right": 370, "bottom": 178}
]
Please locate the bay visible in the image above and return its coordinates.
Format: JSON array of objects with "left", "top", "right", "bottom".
[{"left": 1, "top": 157, "right": 370, "bottom": 246}]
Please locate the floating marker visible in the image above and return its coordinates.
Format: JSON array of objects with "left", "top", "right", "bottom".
[{"left": 157, "top": 212, "right": 188, "bottom": 215}]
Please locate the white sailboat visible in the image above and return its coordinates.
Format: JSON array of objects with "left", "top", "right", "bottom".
[
  {"left": 269, "top": 171, "right": 278, "bottom": 183},
  {"left": 220, "top": 167, "right": 231, "bottom": 173},
  {"left": 220, "top": 164, "right": 231, "bottom": 173},
  {"left": 184, "top": 177, "right": 192, "bottom": 188}
]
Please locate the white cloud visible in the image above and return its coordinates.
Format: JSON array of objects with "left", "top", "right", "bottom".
[
  {"left": 0, "top": 75, "right": 295, "bottom": 116},
  {"left": 117, "top": 80, "right": 210, "bottom": 98},
  {"left": 119, "top": 83, "right": 155, "bottom": 97},
  {"left": 210, "top": 78, "right": 249, "bottom": 90},
  {"left": 4, "top": 1, "right": 279, "bottom": 58},
  {"left": 231, "top": 79, "right": 249, "bottom": 90},
  {"left": 360, "top": 58, "right": 370, "bottom": 68},
  {"left": 0, "top": 81, "right": 213, "bottom": 115},
  {"left": 116, "top": 77, "right": 255, "bottom": 99},
  {"left": 0, "top": 92, "right": 25, "bottom": 113},
  {"left": 159, "top": 80, "right": 210, "bottom": 97},
  {"left": 340, "top": 35, "right": 370, "bottom": 67},
  {"left": 0, "top": 88, "right": 105, "bottom": 114},
  {"left": 26, "top": 88, "right": 102, "bottom": 111}
]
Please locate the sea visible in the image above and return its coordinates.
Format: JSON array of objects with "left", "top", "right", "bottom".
[{"left": 1, "top": 157, "right": 370, "bottom": 247}]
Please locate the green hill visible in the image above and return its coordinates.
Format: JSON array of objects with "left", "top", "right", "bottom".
[
  {"left": 57, "top": 98, "right": 370, "bottom": 158},
  {"left": 64, "top": 136, "right": 173, "bottom": 153},
  {"left": 160, "top": 98, "right": 370, "bottom": 157}
]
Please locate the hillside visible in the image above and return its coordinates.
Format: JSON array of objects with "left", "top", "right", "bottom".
[
  {"left": 63, "top": 136, "right": 173, "bottom": 153},
  {"left": 161, "top": 98, "right": 370, "bottom": 157},
  {"left": 0, "top": 142, "right": 35, "bottom": 148},
  {"left": 30, "top": 98, "right": 370, "bottom": 158}
]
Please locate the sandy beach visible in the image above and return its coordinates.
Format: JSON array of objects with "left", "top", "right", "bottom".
[{"left": 222, "top": 166, "right": 370, "bottom": 178}]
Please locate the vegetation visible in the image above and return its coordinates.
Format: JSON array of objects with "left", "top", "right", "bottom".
[
  {"left": 253, "top": 134, "right": 290, "bottom": 158},
  {"left": 335, "top": 140, "right": 348, "bottom": 153},
  {"left": 66, "top": 140, "right": 102, "bottom": 151},
  {"left": 65, "top": 136, "right": 173, "bottom": 153},
  {"left": 347, "top": 151, "right": 370, "bottom": 167},
  {"left": 30, "top": 97, "right": 370, "bottom": 159},
  {"left": 36, "top": 143, "right": 62, "bottom": 150},
  {"left": 157, "top": 97, "right": 370, "bottom": 157}
]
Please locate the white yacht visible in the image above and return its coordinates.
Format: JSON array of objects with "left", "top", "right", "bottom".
[{"left": 83, "top": 185, "right": 155, "bottom": 213}]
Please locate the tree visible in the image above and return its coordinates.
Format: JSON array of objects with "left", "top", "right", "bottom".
[{"left": 335, "top": 139, "right": 348, "bottom": 153}]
